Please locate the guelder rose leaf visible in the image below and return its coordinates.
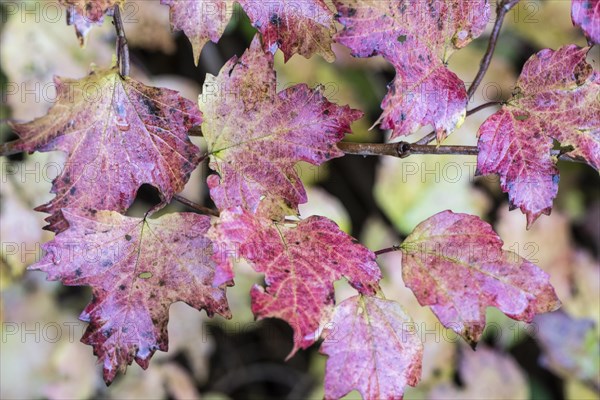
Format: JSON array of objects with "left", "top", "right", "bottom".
[
  {"left": 30, "top": 210, "right": 230, "bottom": 384},
  {"left": 161, "top": 0, "right": 335, "bottom": 64},
  {"left": 209, "top": 209, "right": 381, "bottom": 355},
  {"left": 535, "top": 311, "right": 600, "bottom": 388},
  {"left": 320, "top": 296, "right": 423, "bottom": 400},
  {"left": 161, "top": 0, "right": 235, "bottom": 64},
  {"left": 400, "top": 210, "right": 560, "bottom": 345},
  {"left": 201, "top": 37, "right": 362, "bottom": 217},
  {"left": 477, "top": 45, "right": 600, "bottom": 226},
  {"left": 334, "top": 0, "right": 490, "bottom": 141},
  {"left": 572, "top": 0, "right": 600, "bottom": 44},
  {"left": 5, "top": 67, "right": 202, "bottom": 232},
  {"left": 477, "top": 109, "right": 559, "bottom": 228},
  {"left": 240, "top": 0, "right": 336, "bottom": 62},
  {"left": 59, "top": 0, "right": 122, "bottom": 45}
]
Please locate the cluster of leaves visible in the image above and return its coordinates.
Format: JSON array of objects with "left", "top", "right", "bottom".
[{"left": 2, "top": 0, "right": 598, "bottom": 398}]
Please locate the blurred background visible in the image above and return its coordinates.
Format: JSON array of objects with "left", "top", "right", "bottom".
[{"left": 0, "top": 0, "right": 598, "bottom": 399}]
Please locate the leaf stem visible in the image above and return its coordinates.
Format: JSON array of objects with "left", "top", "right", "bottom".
[
  {"left": 415, "top": 101, "right": 501, "bottom": 145},
  {"left": 173, "top": 194, "right": 219, "bottom": 217},
  {"left": 374, "top": 245, "right": 402, "bottom": 256},
  {"left": 113, "top": 4, "right": 130, "bottom": 77},
  {"left": 467, "top": 0, "right": 520, "bottom": 100}
]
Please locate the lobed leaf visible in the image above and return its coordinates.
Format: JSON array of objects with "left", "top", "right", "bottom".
[
  {"left": 200, "top": 36, "right": 362, "bottom": 218},
  {"left": 477, "top": 45, "right": 600, "bottom": 227},
  {"left": 333, "top": 0, "right": 490, "bottom": 141},
  {"left": 400, "top": 210, "right": 560, "bottom": 345},
  {"left": 161, "top": 0, "right": 336, "bottom": 64},
  {"left": 572, "top": 0, "right": 600, "bottom": 44},
  {"left": 535, "top": 311, "right": 600, "bottom": 389},
  {"left": 30, "top": 210, "right": 230, "bottom": 384},
  {"left": 5, "top": 67, "right": 202, "bottom": 232},
  {"left": 320, "top": 295, "right": 423, "bottom": 400},
  {"left": 59, "top": 0, "right": 123, "bottom": 45},
  {"left": 209, "top": 208, "right": 381, "bottom": 355}
]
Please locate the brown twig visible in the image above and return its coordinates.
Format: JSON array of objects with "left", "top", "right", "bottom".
[
  {"left": 467, "top": 0, "right": 520, "bottom": 100},
  {"left": 337, "top": 141, "right": 479, "bottom": 158},
  {"left": 113, "top": 5, "right": 130, "bottom": 77},
  {"left": 338, "top": 140, "right": 580, "bottom": 164},
  {"left": 173, "top": 194, "right": 219, "bottom": 217}
]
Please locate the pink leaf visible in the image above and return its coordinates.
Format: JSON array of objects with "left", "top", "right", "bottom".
[
  {"left": 400, "top": 210, "right": 561, "bottom": 345},
  {"left": 333, "top": 0, "right": 490, "bottom": 141},
  {"left": 161, "top": 0, "right": 234, "bottom": 64},
  {"left": 5, "top": 67, "right": 202, "bottom": 232},
  {"left": 320, "top": 295, "right": 423, "bottom": 400},
  {"left": 200, "top": 36, "right": 362, "bottom": 218},
  {"left": 59, "top": 0, "right": 121, "bottom": 45},
  {"left": 477, "top": 45, "right": 600, "bottom": 227},
  {"left": 572, "top": 0, "right": 600, "bottom": 44},
  {"left": 209, "top": 208, "right": 381, "bottom": 355},
  {"left": 535, "top": 311, "right": 600, "bottom": 388},
  {"left": 30, "top": 210, "right": 231, "bottom": 384},
  {"left": 161, "top": 0, "right": 336, "bottom": 64}
]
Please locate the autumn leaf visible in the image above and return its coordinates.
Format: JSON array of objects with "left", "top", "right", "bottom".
[
  {"left": 572, "top": 0, "right": 600, "bottom": 44},
  {"left": 209, "top": 208, "right": 381, "bottom": 355},
  {"left": 240, "top": 0, "right": 336, "bottom": 62},
  {"left": 161, "top": 0, "right": 335, "bottom": 64},
  {"left": 477, "top": 45, "right": 599, "bottom": 227},
  {"left": 400, "top": 210, "right": 560, "bottom": 346},
  {"left": 30, "top": 209, "right": 231, "bottom": 384},
  {"left": 320, "top": 295, "right": 423, "bottom": 400},
  {"left": 59, "top": 0, "right": 123, "bottom": 45},
  {"left": 200, "top": 36, "right": 362, "bottom": 218},
  {"left": 535, "top": 311, "right": 600, "bottom": 390},
  {"left": 429, "top": 344, "right": 528, "bottom": 399},
  {"left": 3, "top": 67, "right": 202, "bottom": 232},
  {"left": 333, "top": 0, "right": 490, "bottom": 141}
]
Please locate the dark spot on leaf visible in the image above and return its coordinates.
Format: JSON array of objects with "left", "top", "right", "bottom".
[
  {"left": 125, "top": 234, "right": 132, "bottom": 241},
  {"left": 270, "top": 14, "right": 282, "bottom": 27}
]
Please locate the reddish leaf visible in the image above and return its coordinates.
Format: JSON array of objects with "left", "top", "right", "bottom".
[
  {"left": 320, "top": 295, "right": 423, "bottom": 400},
  {"left": 161, "top": 0, "right": 336, "bottom": 64},
  {"left": 535, "top": 311, "right": 600, "bottom": 389},
  {"left": 429, "top": 344, "right": 528, "bottom": 399},
  {"left": 30, "top": 209, "right": 231, "bottom": 384},
  {"left": 4, "top": 67, "right": 202, "bottom": 232},
  {"left": 333, "top": 0, "right": 490, "bottom": 141},
  {"left": 59, "top": 0, "right": 122, "bottom": 45},
  {"left": 477, "top": 45, "right": 599, "bottom": 227},
  {"left": 209, "top": 209, "right": 381, "bottom": 355},
  {"left": 477, "top": 109, "right": 559, "bottom": 228},
  {"left": 240, "top": 0, "right": 336, "bottom": 62},
  {"left": 572, "top": 0, "right": 600, "bottom": 44},
  {"left": 400, "top": 210, "right": 560, "bottom": 345},
  {"left": 161, "top": 0, "right": 234, "bottom": 64},
  {"left": 200, "top": 37, "right": 362, "bottom": 218}
]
